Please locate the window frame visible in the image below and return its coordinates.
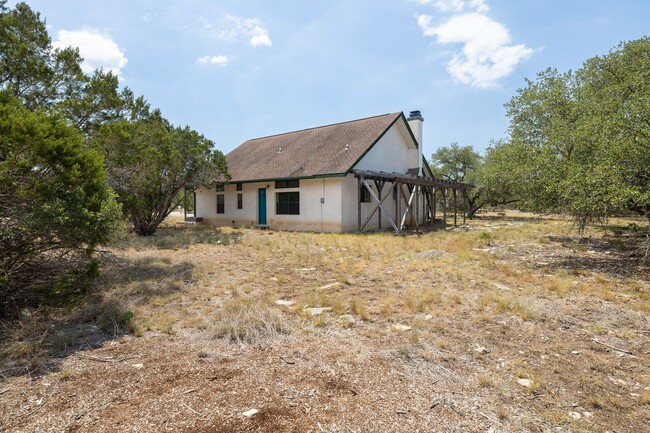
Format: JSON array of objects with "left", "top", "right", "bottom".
[
  {"left": 360, "top": 185, "right": 372, "bottom": 203},
  {"left": 216, "top": 194, "right": 225, "bottom": 214},
  {"left": 275, "top": 179, "right": 299, "bottom": 189},
  {"left": 237, "top": 193, "right": 243, "bottom": 210},
  {"left": 276, "top": 191, "right": 300, "bottom": 215}
]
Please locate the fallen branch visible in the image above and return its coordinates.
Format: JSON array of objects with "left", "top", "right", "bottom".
[
  {"left": 592, "top": 339, "right": 633, "bottom": 355},
  {"left": 479, "top": 411, "right": 497, "bottom": 423},
  {"left": 181, "top": 402, "right": 203, "bottom": 416},
  {"left": 81, "top": 354, "right": 141, "bottom": 363}
]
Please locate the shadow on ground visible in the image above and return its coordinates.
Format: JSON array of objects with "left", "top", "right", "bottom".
[
  {"left": 117, "top": 226, "right": 243, "bottom": 250},
  {"left": 545, "top": 234, "right": 650, "bottom": 280},
  {"left": 0, "top": 253, "right": 196, "bottom": 379}
]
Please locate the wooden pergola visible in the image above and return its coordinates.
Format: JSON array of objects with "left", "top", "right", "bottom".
[{"left": 352, "top": 169, "right": 472, "bottom": 233}]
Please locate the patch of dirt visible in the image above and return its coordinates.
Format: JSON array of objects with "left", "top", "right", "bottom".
[{"left": 1, "top": 215, "right": 649, "bottom": 432}]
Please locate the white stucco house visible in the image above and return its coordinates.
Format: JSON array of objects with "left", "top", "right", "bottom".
[{"left": 194, "top": 111, "right": 435, "bottom": 232}]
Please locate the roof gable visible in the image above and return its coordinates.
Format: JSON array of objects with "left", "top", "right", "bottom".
[{"left": 226, "top": 112, "right": 404, "bottom": 182}]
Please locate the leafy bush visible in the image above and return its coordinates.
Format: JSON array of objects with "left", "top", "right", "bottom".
[{"left": 0, "top": 94, "right": 121, "bottom": 317}]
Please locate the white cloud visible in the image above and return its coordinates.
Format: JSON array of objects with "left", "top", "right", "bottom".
[
  {"left": 212, "top": 14, "right": 272, "bottom": 48},
  {"left": 52, "top": 29, "right": 127, "bottom": 77},
  {"left": 417, "top": 5, "right": 532, "bottom": 88},
  {"left": 197, "top": 55, "right": 235, "bottom": 66},
  {"left": 434, "top": 0, "right": 489, "bottom": 14}
]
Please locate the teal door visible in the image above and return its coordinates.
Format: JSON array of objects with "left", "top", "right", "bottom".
[{"left": 258, "top": 188, "right": 267, "bottom": 225}]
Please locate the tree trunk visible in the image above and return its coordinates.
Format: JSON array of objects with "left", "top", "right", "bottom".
[{"left": 467, "top": 203, "right": 484, "bottom": 219}]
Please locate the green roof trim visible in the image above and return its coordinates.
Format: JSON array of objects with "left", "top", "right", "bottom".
[{"left": 225, "top": 172, "right": 348, "bottom": 185}]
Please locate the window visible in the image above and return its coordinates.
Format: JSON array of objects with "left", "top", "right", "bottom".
[
  {"left": 236, "top": 183, "right": 242, "bottom": 191},
  {"left": 276, "top": 192, "right": 299, "bottom": 215},
  {"left": 237, "top": 193, "right": 243, "bottom": 209},
  {"left": 216, "top": 194, "right": 225, "bottom": 214},
  {"left": 361, "top": 185, "right": 371, "bottom": 203},
  {"left": 216, "top": 183, "right": 225, "bottom": 192},
  {"left": 275, "top": 179, "right": 299, "bottom": 189}
]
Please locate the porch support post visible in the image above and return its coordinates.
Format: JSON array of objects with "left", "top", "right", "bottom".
[
  {"left": 357, "top": 176, "right": 362, "bottom": 232},
  {"left": 396, "top": 182, "right": 402, "bottom": 234},
  {"left": 432, "top": 188, "right": 437, "bottom": 225},
  {"left": 374, "top": 179, "right": 384, "bottom": 230},
  {"left": 453, "top": 188, "right": 458, "bottom": 227},
  {"left": 359, "top": 179, "right": 398, "bottom": 232},
  {"left": 443, "top": 188, "right": 447, "bottom": 225},
  {"left": 415, "top": 185, "right": 419, "bottom": 229},
  {"left": 463, "top": 189, "right": 467, "bottom": 225}
]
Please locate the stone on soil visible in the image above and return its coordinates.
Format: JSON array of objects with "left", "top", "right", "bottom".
[
  {"left": 275, "top": 299, "right": 294, "bottom": 307},
  {"left": 303, "top": 307, "right": 332, "bottom": 316},
  {"left": 517, "top": 378, "right": 533, "bottom": 388}
]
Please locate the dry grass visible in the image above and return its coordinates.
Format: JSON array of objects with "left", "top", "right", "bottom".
[
  {"left": 211, "top": 298, "right": 292, "bottom": 345},
  {"left": 1, "top": 212, "right": 648, "bottom": 432}
]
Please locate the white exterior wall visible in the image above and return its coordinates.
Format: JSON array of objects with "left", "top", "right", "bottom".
[
  {"left": 194, "top": 178, "right": 344, "bottom": 232},
  {"left": 341, "top": 121, "right": 424, "bottom": 231}
]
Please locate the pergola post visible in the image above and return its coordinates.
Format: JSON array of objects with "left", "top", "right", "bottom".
[
  {"left": 396, "top": 182, "right": 402, "bottom": 234},
  {"left": 357, "top": 176, "right": 362, "bottom": 232},
  {"left": 432, "top": 188, "right": 437, "bottom": 225},
  {"left": 415, "top": 185, "right": 419, "bottom": 228},
  {"left": 463, "top": 190, "right": 467, "bottom": 225},
  {"left": 443, "top": 188, "right": 447, "bottom": 225},
  {"left": 376, "top": 180, "right": 383, "bottom": 230},
  {"left": 453, "top": 188, "right": 458, "bottom": 227}
]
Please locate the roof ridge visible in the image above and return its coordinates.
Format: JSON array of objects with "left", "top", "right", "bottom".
[{"left": 245, "top": 112, "right": 402, "bottom": 142}]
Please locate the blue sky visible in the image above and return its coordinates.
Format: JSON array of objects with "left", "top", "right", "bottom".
[{"left": 8, "top": 0, "right": 650, "bottom": 156}]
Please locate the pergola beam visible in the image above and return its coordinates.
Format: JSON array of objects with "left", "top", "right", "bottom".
[{"left": 352, "top": 169, "right": 471, "bottom": 233}]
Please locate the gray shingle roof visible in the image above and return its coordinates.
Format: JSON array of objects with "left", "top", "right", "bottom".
[{"left": 226, "top": 112, "right": 403, "bottom": 182}]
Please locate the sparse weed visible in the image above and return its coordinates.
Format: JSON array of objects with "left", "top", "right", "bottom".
[
  {"left": 588, "top": 395, "right": 623, "bottom": 409},
  {"left": 478, "top": 374, "right": 494, "bottom": 387},
  {"left": 212, "top": 298, "right": 291, "bottom": 344},
  {"left": 496, "top": 407, "right": 509, "bottom": 420},
  {"left": 641, "top": 389, "right": 650, "bottom": 405},
  {"left": 449, "top": 293, "right": 462, "bottom": 305},
  {"left": 57, "top": 368, "right": 73, "bottom": 381},
  {"left": 477, "top": 291, "right": 534, "bottom": 320},
  {"left": 350, "top": 298, "right": 369, "bottom": 321},
  {"left": 408, "top": 329, "right": 420, "bottom": 344},
  {"left": 152, "top": 312, "right": 176, "bottom": 335},
  {"left": 380, "top": 295, "right": 395, "bottom": 315},
  {"left": 478, "top": 232, "right": 494, "bottom": 246},
  {"left": 405, "top": 288, "right": 442, "bottom": 312},
  {"left": 515, "top": 369, "right": 542, "bottom": 394},
  {"left": 397, "top": 345, "right": 412, "bottom": 360},
  {"left": 546, "top": 274, "right": 572, "bottom": 297}
]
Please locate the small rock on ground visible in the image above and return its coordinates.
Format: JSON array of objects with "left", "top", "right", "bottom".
[
  {"left": 392, "top": 324, "right": 412, "bottom": 332},
  {"left": 303, "top": 307, "right": 332, "bottom": 317},
  {"left": 517, "top": 378, "right": 533, "bottom": 388},
  {"left": 275, "top": 299, "right": 294, "bottom": 306}
]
